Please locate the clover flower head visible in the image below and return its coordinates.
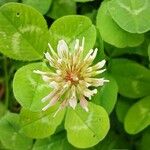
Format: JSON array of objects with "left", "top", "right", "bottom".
[{"left": 34, "top": 37, "right": 109, "bottom": 117}]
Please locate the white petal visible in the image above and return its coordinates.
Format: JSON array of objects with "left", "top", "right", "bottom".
[
  {"left": 83, "top": 91, "right": 91, "bottom": 98},
  {"left": 42, "top": 75, "right": 51, "bottom": 82},
  {"left": 91, "top": 48, "right": 98, "bottom": 60},
  {"left": 79, "top": 80, "right": 91, "bottom": 87},
  {"left": 104, "top": 79, "right": 109, "bottom": 83},
  {"left": 80, "top": 97, "right": 89, "bottom": 112},
  {"left": 41, "top": 95, "right": 51, "bottom": 103},
  {"left": 84, "top": 49, "right": 93, "bottom": 61},
  {"left": 49, "top": 81, "right": 58, "bottom": 88},
  {"left": 56, "top": 70, "right": 62, "bottom": 75},
  {"left": 42, "top": 95, "right": 59, "bottom": 111},
  {"left": 89, "top": 69, "right": 106, "bottom": 76},
  {"left": 48, "top": 43, "right": 54, "bottom": 52},
  {"left": 80, "top": 37, "right": 85, "bottom": 51},
  {"left": 97, "top": 78, "right": 109, "bottom": 86},
  {"left": 64, "top": 81, "right": 71, "bottom": 89},
  {"left": 93, "top": 69, "right": 106, "bottom": 75},
  {"left": 83, "top": 88, "right": 97, "bottom": 98},
  {"left": 41, "top": 90, "right": 57, "bottom": 103},
  {"left": 69, "top": 85, "right": 77, "bottom": 109},
  {"left": 69, "top": 97, "right": 77, "bottom": 109},
  {"left": 57, "top": 40, "right": 68, "bottom": 57},
  {"left": 57, "top": 58, "right": 62, "bottom": 64},
  {"left": 85, "top": 78, "right": 109, "bottom": 87},
  {"left": 53, "top": 100, "right": 68, "bottom": 117},
  {"left": 94, "top": 60, "right": 106, "bottom": 69},
  {"left": 75, "top": 39, "right": 79, "bottom": 50},
  {"left": 98, "top": 68, "right": 106, "bottom": 74},
  {"left": 53, "top": 107, "right": 61, "bottom": 117},
  {"left": 48, "top": 43, "right": 58, "bottom": 57},
  {"left": 44, "top": 52, "right": 52, "bottom": 61},
  {"left": 92, "top": 89, "right": 97, "bottom": 94},
  {"left": 86, "top": 67, "right": 93, "bottom": 72},
  {"left": 33, "top": 70, "right": 48, "bottom": 75}
]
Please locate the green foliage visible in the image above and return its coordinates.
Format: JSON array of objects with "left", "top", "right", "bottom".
[
  {"left": 13, "top": 62, "right": 52, "bottom": 112},
  {"left": 0, "top": 112, "right": 33, "bottom": 150},
  {"left": 0, "top": 0, "right": 18, "bottom": 6},
  {"left": 140, "top": 128, "right": 150, "bottom": 150},
  {"left": 92, "top": 74, "right": 118, "bottom": 114},
  {"left": 109, "top": 59, "right": 150, "bottom": 98},
  {"left": 47, "top": 0, "right": 76, "bottom": 19},
  {"left": 148, "top": 43, "right": 150, "bottom": 61},
  {"left": 95, "top": 131, "right": 130, "bottom": 150},
  {"left": 124, "top": 96, "right": 150, "bottom": 134},
  {"left": 49, "top": 15, "right": 96, "bottom": 55},
  {"left": 65, "top": 103, "right": 110, "bottom": 148},
  {"left": 0, "top": 102, "right": 5, "bottom": 117},
  {"left": 74, "top": 0, "right": 94, "bottom": 2},
  {"left": 96, "top": 1, "right": 144, "bottom": 48},
  {"left": 108, "top": 0, "right": 150, "bottom": 33},
  {"left": 20, "top": 107, "right": 66, "bottom": 138},
  {"left": 23, "top": 0, "right": 52, "bottom": 15},
  {"left": 33, "top": 131, "right": 77, "bottom": 150},
  {"left": 105, "top": 40, "right": 149, "bottom": 57},
  {"left": 115, "top": 98, "right": 130, "bottom": 123},
  {"left": 0, "top": 0, "right": 150, "bottom": 149},
  {"left": 0, "top": 3, "right": 49, "bottom": 61}
]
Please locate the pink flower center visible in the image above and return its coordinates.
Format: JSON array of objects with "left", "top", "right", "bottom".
[{"left": 65, "top": 71, "right": 79, "bottom": 85}]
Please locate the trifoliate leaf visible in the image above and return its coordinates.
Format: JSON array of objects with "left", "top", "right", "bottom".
[
  {"left": 0, "top": 3, "right": 49, "bottom": 60},
  {"left": 20, "top": 107, "right": 65, "bottom": 138},
  {"left": 124, "top": 96, "right": 150, "bottom": 134},
  {"left": 23, "top": 0, "right": 52, "bottom": 15},
  {"left": 108, "top": 0, "right": 150, "bottom": 33},
  {"left": 47, "top": 0, "right": 76, "bottom": 19},
  {"left": 49, "top": 15, "right": 96, "bottom": 55},
  {"left": 65, "top": 103, "right": 110, "bottom": 148},
  {"left": 109, "top": 59, "right": 150, "bottom": 98},
  {"left": 13, "top": 62, "right": 51, "bottom": 112},
  {"left": 33, "top": 131, "right": 77, "bottom": 150},
  {"left": 0, "top": 112, "right": 33, "bottom": 150},
  {"left": 96, "top": 1, "right": 144, "bottom": 48}
]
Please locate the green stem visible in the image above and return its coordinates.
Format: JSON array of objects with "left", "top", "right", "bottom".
[{"left": 4, "top": 56, "right": 9, "bottom": 110}]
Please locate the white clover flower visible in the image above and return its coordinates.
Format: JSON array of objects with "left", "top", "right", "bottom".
[{"left": 34, "top": 37, "right": 109, "bottom": 117}]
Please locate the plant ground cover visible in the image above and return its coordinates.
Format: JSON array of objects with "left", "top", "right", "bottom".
[{"left": 0, "top": 0, "right": 150, "bottom": 150}]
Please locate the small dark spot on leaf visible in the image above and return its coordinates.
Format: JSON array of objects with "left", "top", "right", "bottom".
[
  {"left": 93, "top": 134, "right": 96, "bottom": 138},
  {"left": 16, "top": 12, "right": 20, "bottom": 17}
]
